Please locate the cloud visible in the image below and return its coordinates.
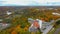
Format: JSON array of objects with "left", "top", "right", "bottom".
[{"left": 0, "top": 0, "right": 60, "bottom": 6}]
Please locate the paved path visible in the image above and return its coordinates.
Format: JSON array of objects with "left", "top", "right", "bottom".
[{"left": 54, "top": 28, "right": 60, "bottom": 34}]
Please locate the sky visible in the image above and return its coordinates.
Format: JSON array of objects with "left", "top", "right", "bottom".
[{"left": 0, "top": 0, "right": 60, "bottom": 6}]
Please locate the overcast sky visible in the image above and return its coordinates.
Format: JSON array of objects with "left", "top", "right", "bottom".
[{"left": 0, "top": 0, "right": 60, "bottom": 6}]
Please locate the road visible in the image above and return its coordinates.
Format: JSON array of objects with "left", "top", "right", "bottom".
[
  {"left": 42, "top": 25, "right": 53, "bottom": 34},
  {"left": 54, "top": 28, "right": 60, "bottom": 34},
  {"left": 41, "top": 20, "right": 54, "bottom": 34}
]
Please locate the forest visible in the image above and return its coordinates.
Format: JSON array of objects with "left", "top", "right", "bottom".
[{"left": 0, "top": 6, "right": 60, "bottom": 34}]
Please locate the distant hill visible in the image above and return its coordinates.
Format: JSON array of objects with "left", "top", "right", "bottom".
[
  {"left": 0, "top": 6, "right": 60, "bottom": 12},
  {"left": 0, "top": 6, "right": 60, "bottom": 18},
  {"left": 0, "top": 6, "right": 60, "bottom": 9}
]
